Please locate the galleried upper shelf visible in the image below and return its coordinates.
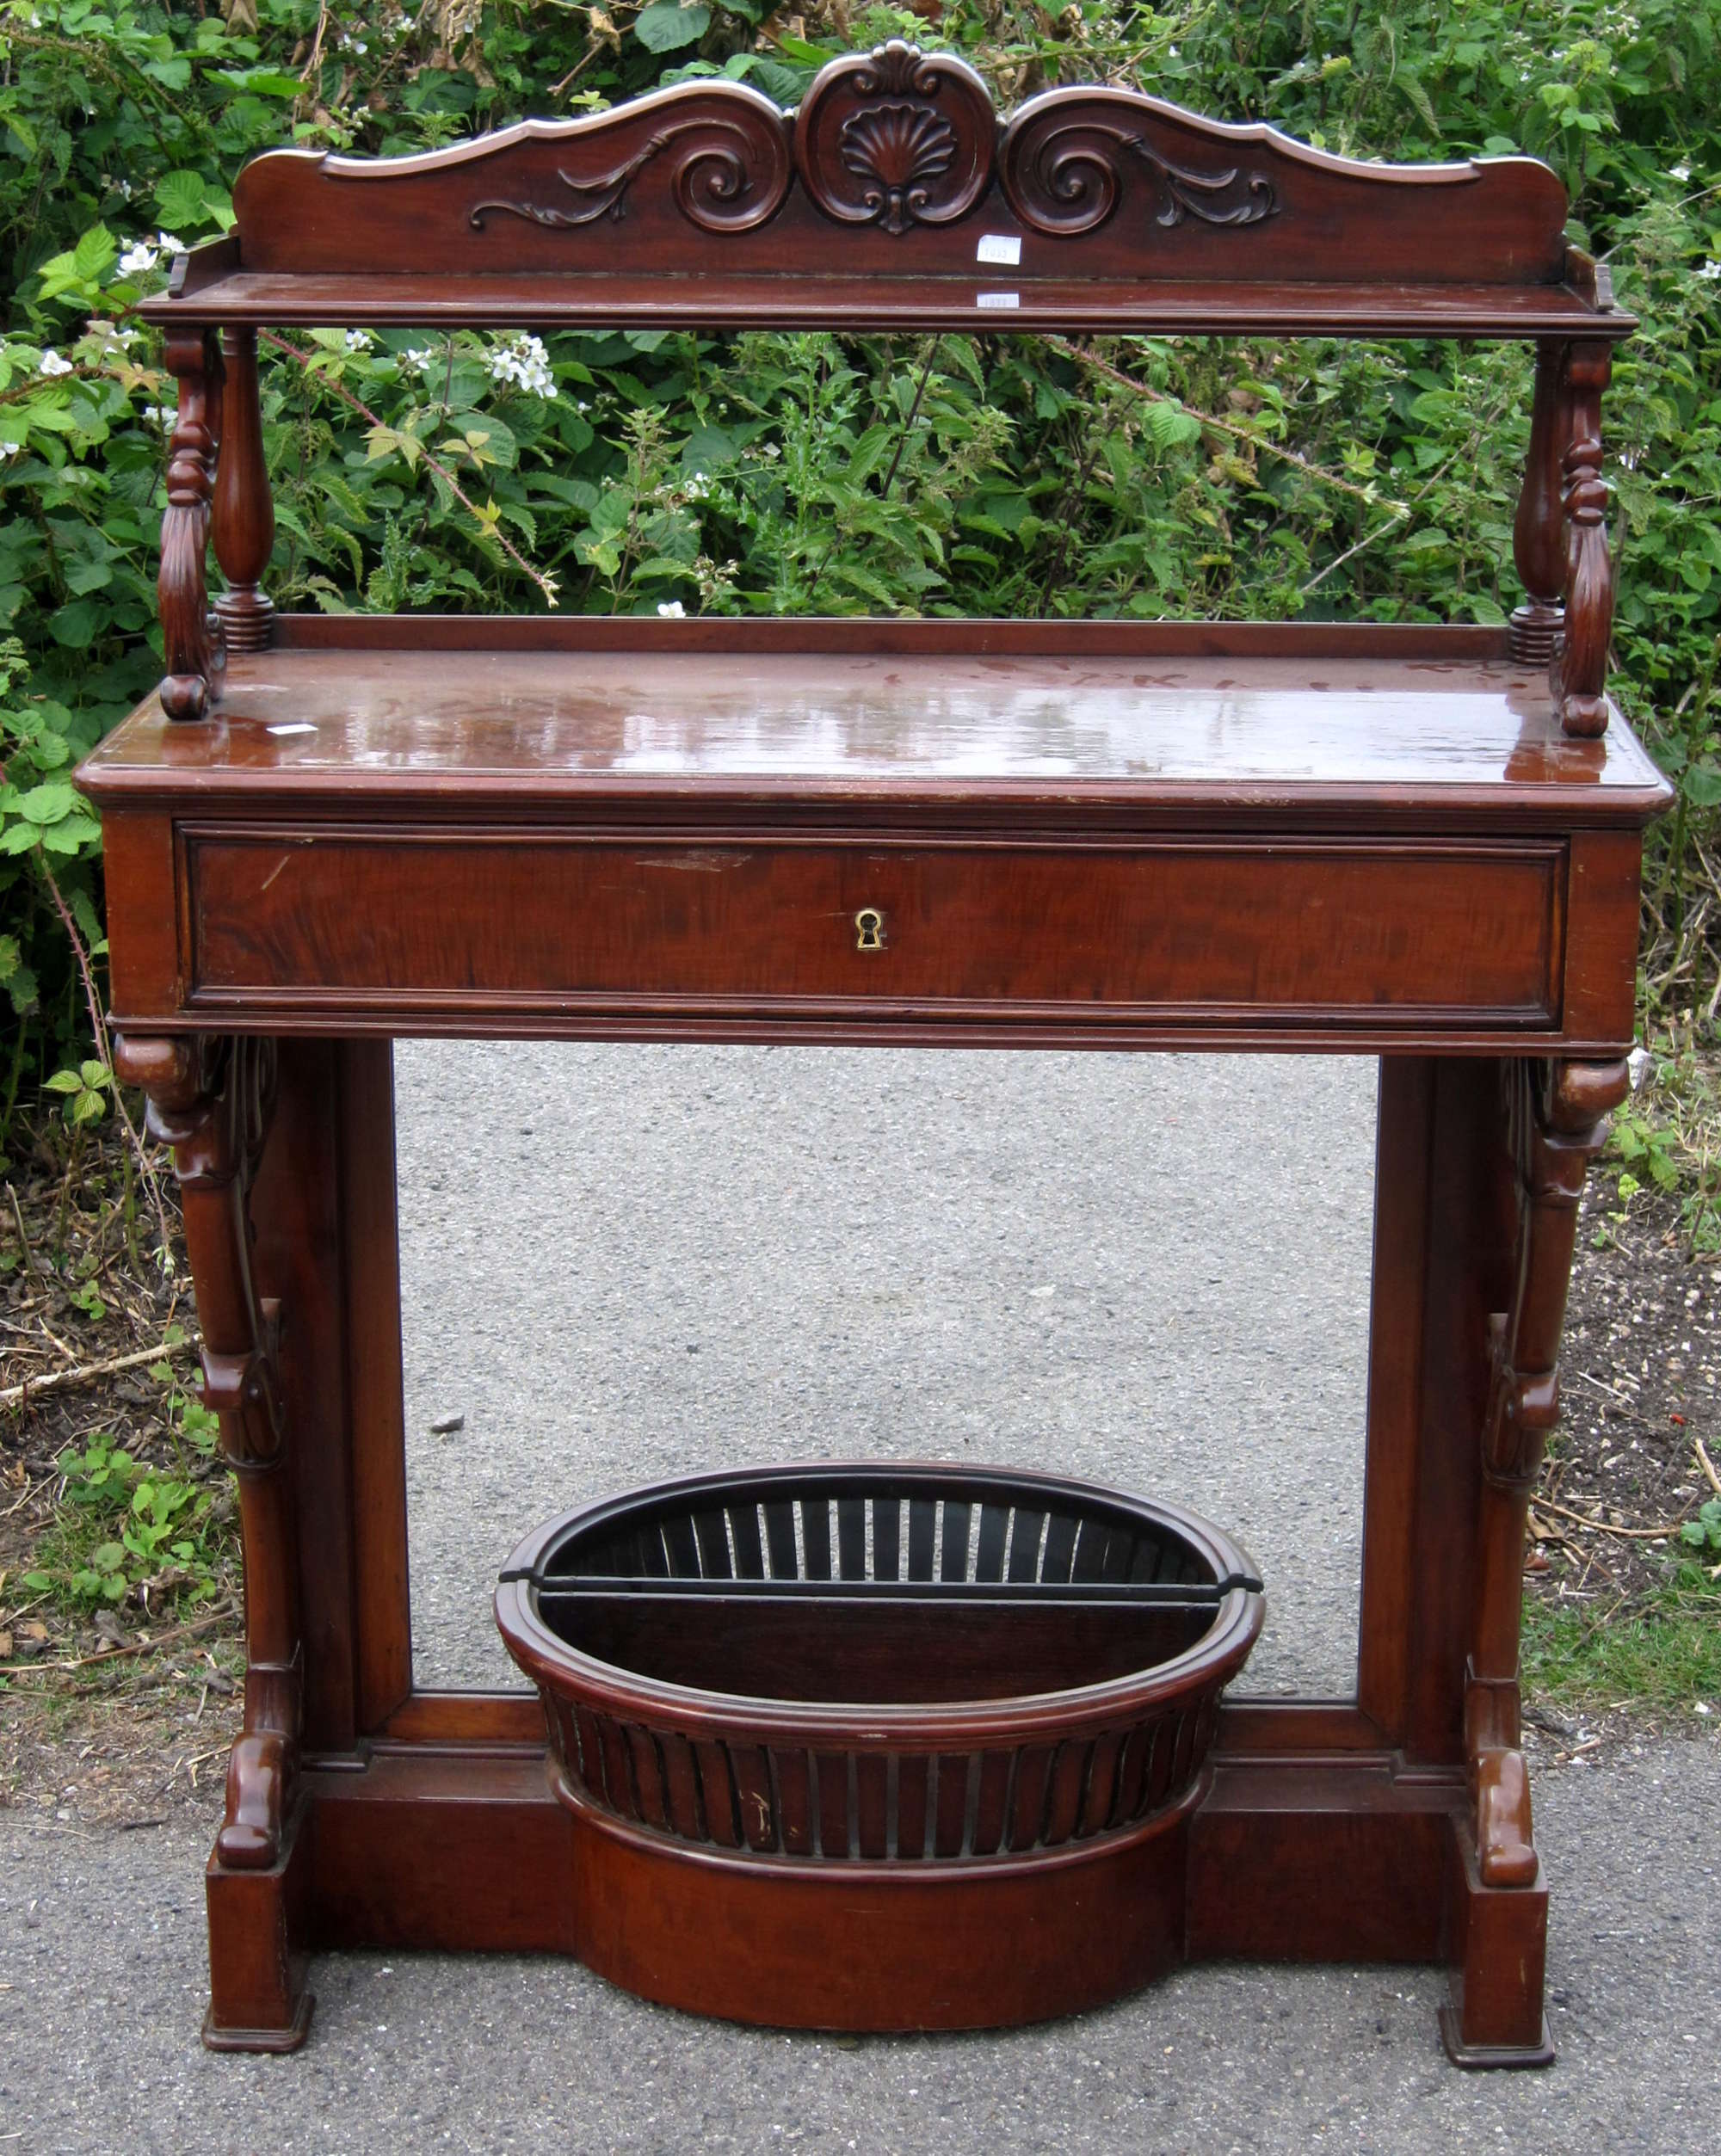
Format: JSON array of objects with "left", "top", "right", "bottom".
[{"left": 144, "top": 41, "right": 1626, "bottom": 339}]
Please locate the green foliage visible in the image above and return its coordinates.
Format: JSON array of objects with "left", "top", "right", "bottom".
[
  {"left": 1681, "top": 1496, "right": 1721, "bottom": 1556},
  {"left": 3, "top": 0, "right": 1721, "bottom": 1124},
  {"left": 1524, "top": 1566, "right": 1721, "bottom": 1713},
  {"left": 22, "top": 1430, "right": 233, "bottom": 1614}
]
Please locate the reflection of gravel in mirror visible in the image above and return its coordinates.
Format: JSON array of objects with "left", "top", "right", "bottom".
[{"left": 397, "top": 1043, "right": 1375, "bottom": 1697}]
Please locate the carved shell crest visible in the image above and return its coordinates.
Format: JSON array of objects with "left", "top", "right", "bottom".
[
  {"left": 793, "top": 40, "right": 995, "bottom": 233},
  {"left": 838, "top": 103, "right": 959, "bottom": 235}
]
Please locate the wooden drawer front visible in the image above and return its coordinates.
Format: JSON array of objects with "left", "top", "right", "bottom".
[{"left": 185, "top": 830, "right": 1561, "bottom": 1025}]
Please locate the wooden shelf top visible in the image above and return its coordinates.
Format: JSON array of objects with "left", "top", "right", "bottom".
[
  {"left": 142, "top": 270, "right": 1625, "bottom": 341},
  {"left": 80, "top": 619, "right": 1669, "bottom": 827}
]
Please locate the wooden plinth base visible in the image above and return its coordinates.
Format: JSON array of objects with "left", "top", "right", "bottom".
[
  {"left": 1440, "top": 1814, "right": 1556, "bottom": 2069},
  {"left": 200, "top": 1730, "right": 1556, "bottom": 2061},
  {"left": 203, "top": 1802, "right": 315, "bottom": 2052},
  {"left": 564, "top": 1766, "right": 1196, "bottom": 2030}
]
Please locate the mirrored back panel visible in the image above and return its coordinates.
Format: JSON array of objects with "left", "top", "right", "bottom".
[{"left": 398, "top": 1044, "right": 1377, "bottom": 1697}]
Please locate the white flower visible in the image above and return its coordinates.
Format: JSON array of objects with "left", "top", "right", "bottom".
[
  {"left": 1670, "top": 163, "right": 1692, "bottom": 182},
  {"left": 486, "top": 331, "right": 553, "bottom": 397},
  {"left": 157, "top": 232, "right": 184, "bottom": 257},
  {"left": 144, "top": 404, "right": 178, "bottom": 428},
  {"left": 0, "top": 439, "right": 22, "bottom": 457},
  {"left": 685, "top": 471, "right": 711, "bottom": 502},
  {"left": 38, "top": 349, "right": 73, "bottom": 377},
  {"left": 657, "top": 601, "right": 686, "bottom": 619},
  {"left": 119, "top": 240, "right": 159, "bottom": 276},
  {"left": 344, "top": 329, "right": 375, "bottom": 352},
  {"left": 1699, "top": 259, "right": 1721, "bottom": 281}
]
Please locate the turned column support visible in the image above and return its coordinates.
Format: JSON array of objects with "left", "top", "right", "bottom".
[
  {"left": 212, "top": 326, "right": 275, "bottom": 653},
  {"left": 1465, "top": 1056, "right": 1626, "bottom": 1888},
  {"left": 157, "top": 330, "right": 225, "bottom": 722},
  {"left": 1550, "top": 340, "right": 1615, "bottom": 738},
  {"left": 1508, "top": 340, "right": 1570, "bottom": 668},
  {"left": 114, "top": 1032, "right": 301, "bottom": 1872}
]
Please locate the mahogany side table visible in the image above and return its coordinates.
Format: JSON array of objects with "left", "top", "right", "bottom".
[{"left": 77, "top": 45, "right": 1669, "bottom": 2063}]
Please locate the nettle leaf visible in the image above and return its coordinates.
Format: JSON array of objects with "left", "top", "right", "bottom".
[{"left": 635, "top": 3, "right": 711, "bottom": 52}]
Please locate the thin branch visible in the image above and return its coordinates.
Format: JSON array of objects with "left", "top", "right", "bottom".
[
  {"left": 0, "top": 1333, "right": 200, "bottom": 1413},
  {"left": 35, "top": 855, "right": 175, "bottom": 1267},
  {"left": 1537, "top": 1496, "right": 1693, "bottom": 1540},
  {"left": 256, "top": 328, "right": 560, "bottom": 607},
  {"left": 1298, "top": 508, "right": 1411, "bottom": 599},
  {"left": 1045, "top": 336, "right": 1398, "bottom": 510}
]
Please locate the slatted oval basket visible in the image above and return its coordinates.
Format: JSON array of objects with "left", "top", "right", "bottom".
[{"left": 496, "top": 1462, "right": 1263, "bottom": 2030}]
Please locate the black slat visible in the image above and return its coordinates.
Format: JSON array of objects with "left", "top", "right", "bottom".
[
  {"left": 763, "top": 1500, "right": 798, "bottom": 1580},
  {"left": 1008, "top": 1507, "right": 1046, "bottom": 1582},
  {"left": 873, "top": 1496, "right": 901, "bottom": 1582},
  {"left": 728, "top": 1502, "right": 765, "bottom": 1579},
  {"left": 692, "top": 1507, "right": 732, "bottom": 1580},
  {"left": 800, "top": 1494, "right": 832, "bottom": 1580},
  {"left": 941, "top": 1500, "right": 972, "bottom": 1582},
  {"left": 907, "top": 1498, "right": 937, "bottom": 1580},
  {"left": 662, "top": 1512, "right": 700, "bottom": 1577},
  {"left": 1040, "top": 1512, "right": 1078, "bottom": 1584},
  {"left": 837, "top": 1497, "right": 867, "bottom": 1581},
  {"left": 974, "top": 1504, "right": 1009, "bottom": 1583}
]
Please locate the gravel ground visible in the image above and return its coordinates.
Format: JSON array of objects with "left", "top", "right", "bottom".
[
  {"left": 396, "top": 1043, "right": 1376, "bottom": 1696},
  {"left": 0, "top": 1739, "right": 1715, "bottom": 2154}
]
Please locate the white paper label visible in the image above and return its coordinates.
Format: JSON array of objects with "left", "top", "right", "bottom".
[
  {"left": 975, "top": 291, "right": 1021, "bottom": 311},
  {"left": 976, "top": 233, "right": 1022, "bottom": 267},
  {"left": 266, "top": 721, "right": 317, "bottom": 736}
]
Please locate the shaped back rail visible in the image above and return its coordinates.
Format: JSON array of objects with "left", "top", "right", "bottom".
[{"left": 140, "top": 40, "right": 1629, "bottom": 732}]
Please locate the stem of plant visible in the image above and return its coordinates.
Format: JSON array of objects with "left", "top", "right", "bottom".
[{"left": 36, "top": 853, "right": 175, "bottom": 1269}]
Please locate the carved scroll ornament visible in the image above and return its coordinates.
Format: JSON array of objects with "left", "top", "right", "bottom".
[
  {"left": 467, "top": 93, "right": 793, "bottom": 235},
  {"left": 1466, "top": 1057, "right": 1626, "bottom": 1888},
  {"left": 1000, "top": 97, "right": 1280, "bottom": 237},
  {"left": 793, "top": 40, "right": 996, "bottom": 235}
]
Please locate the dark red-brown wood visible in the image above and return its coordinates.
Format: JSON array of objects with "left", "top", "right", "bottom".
[{"left": 77, "top": 43, "right": 1668, "bottom": 2067}]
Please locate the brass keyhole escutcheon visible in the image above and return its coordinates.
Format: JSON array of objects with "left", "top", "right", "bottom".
[{"left": 854, "top": 907, "right": 885, "bottom": 952}]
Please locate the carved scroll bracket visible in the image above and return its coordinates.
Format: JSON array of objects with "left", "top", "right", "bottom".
[
  {"left": 115, "top": 1033, "right": 299, "bottom": 1870},
  {"left": 1466, "top": 1056, "right": 1627, "bottom": 1888},
  {"left": 793, "top": 40, "right": 996, "bottom": 235},
  {"left": 1551, "top": 341, "right": 1614, "bottom": 737},
  {"left": 158, "top": 330, "right": 225, "bottom": 723}
]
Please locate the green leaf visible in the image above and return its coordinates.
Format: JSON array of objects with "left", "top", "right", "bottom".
[
  {"left": 16, "top": 782, "right": 76, "bottom": 825},
  {"left": 73, "top": 225, "right": 118, "bottom": 282},
  {"left": 155, "top": 169, "right": 209, "bottom": 231},
  {"left": 93, "top": 1542, "right": 126, "bottom": 1572},
  {"left": 635, "top": 2, "right": 711, "bottom": 51},
  {"left": 48, "top": 598, "right": 105, "bottom": 650},
  {"left": 42, "top": 1068, "right": 84, "bottom": 1093}
]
